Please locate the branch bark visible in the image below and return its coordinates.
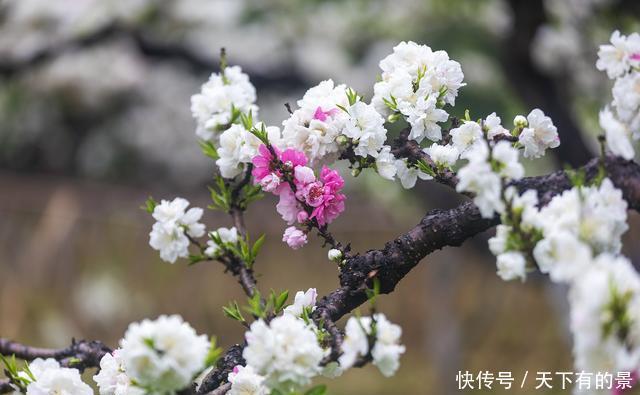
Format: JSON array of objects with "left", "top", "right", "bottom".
[{"left": 0, "top": 339, "right": 111, "bottom": 372}]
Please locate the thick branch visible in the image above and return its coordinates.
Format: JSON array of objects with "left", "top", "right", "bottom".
[
  {"left": 0, "top": 339, "right": 111, "bottom": 372},
  {"left": 0, "top": 380, "right": 13, "bottom": 394}
]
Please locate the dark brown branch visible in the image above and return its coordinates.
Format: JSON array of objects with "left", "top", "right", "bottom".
[
  {"left": 0, "top": 379, "right": 13, "bottom": 394},
  {"left": 0, "top": 339, "right": 111, "bottom": 372},
  {"left": 197, "top": 345, "right": 244, "bottom": 394}
]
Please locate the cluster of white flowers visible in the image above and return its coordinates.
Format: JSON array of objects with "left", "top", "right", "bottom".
[
  {"left": 597, "top": 30, "right": 640, "bottom": 160},
  {"left": 94, "top": 351, "right": 142, "bottom": 395},
  {"left": 190, "top": 66, "right": 258, "bottom": 141},
  {"left": 242, "top": 314, "right": 326, "bottom": 391},
  {"left": 227, "top": 365, "right": 268, "bottom": 395},
  {"left": 339, "top": 314, "right": 406, "bottom": 377},
  {"left": 569, "top": 254, "right": 640, "bottom": 377},
  {"left": 22, "top": 358, "right": 92, "bottom": 395},
  {"left": 281, "top": 80, "right": 351, "bottom": 167},
  {"left": 118, "top": 315, "right": 209, "bottom": 392},
  {"left": 456, "top": 138, "right": 523, "bottom": 218},
  {"left": 372, "top": 41, "right": 464, "bottom": 142},
  {"left": 148, "top": 198, "right": 205, "bottom": 263}
]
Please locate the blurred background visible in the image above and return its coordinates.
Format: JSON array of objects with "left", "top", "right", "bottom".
[{"left": 1, "top": 0, "right": 640, "bottom": 393}]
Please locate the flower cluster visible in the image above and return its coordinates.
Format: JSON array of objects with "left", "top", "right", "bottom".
[
  {"left": 190, "top": 65, "right": 258, "bottom": 141},
  {"left": 242, "top": 314, "right": 326, "bottom": 392},
  {"left": 372, "top": 41, "right": 464, "bottom": 142},
  {"left": 148, "top": 198, "right": 205, "bottom": 263},
  {"left": 252, "top": 145, "right": 346, "bottom": 249},
  {"left": 118, "top": 315, "right": 209, "bottom": 393},
  {"left": 23, "top": 358, "right": 92, "bottom": 395},
  {"left": 597, "top": 30, "right": 640, "bottom": 160},
  {"left": 94, "top": 350, "right": 142, "bottom": 395},
  {"left": 339, "top": 314, "right": 406, "bottom": 377}
]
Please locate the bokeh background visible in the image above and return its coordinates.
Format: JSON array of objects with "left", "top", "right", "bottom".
[{"left": 1, "top": 0, "right": 640, "bottom": 394}]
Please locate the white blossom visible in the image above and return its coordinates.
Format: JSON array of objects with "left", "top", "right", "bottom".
[
  {"left": 227, "top": 366, "right": 267, "bottom": 395},
  {"left": 281, "top": 80, "right": 349, "bottom": 166},
  {"left": 612, "top": 71, "right": 640, "bottom": 125},
  {"left": 375, "top": 146, "right": 397, "bottom": 180},
  {"left": 423, "top": 144, "right": 459, "bottom": 167},
  {"left": 327, "top": 248, "right": 343, "bottom": 262},
  {"left": 519, "top": 109, "right": 559, "bottom": 158},
  {"left": 488, "top": 224, "right": 510, "bottom": 256},
  {"left": 339, "top": 314, "right": 405, "bottom": 377},
  {"left": 599, "top": 107, "right": 635, "bottom": 160},
  {"left": 456, "top": 142, "right": 503, "bottom": 218},
  {"left": 596, "top": 30, "right": 640, "bottom": 79},
  {"left": 149, "top": 198, "right": 205, "bottom": 264},
  {"left": 283, "top": 288, "right": 317, "bottom": 317},
  {"left": 533, "top": 231, "right": 592, "bottom": 283},
  {"left": 485, "top": 112, "right": 510, "bottom": 140},
  {"left": 400, "top": 95, "right": 448, "bottom": 143},
  {"left": 372, "top": 41, "right": 464, "bottom": 126},
  {"left": 492, "top": 141, "right": 524, "bottom": 180},
  {"left": 25, "top": 359, "right": 92, "bottom": 395},
  {"left": 449, "top": 121, "right": 483, "bottom": 153},
  {"left": 191, "top": 66, "right": 258, "bottom": 141},
  {"left": 243, "top": 315, "right": 325, "bottom": 391},
  {"left": 395, "top": 159, "right": 432, "bottom": 189},
  {"left": 217, "top": 123, "right": 281, "bottom": 179},
  {"left": 496, "top": 252, "right": 527, "bottom": 282},
  {"left": 94, "top": 351, "right": 143, "bottom": 395},
  {"left": 205, "top": 227, "right": 240, "bottom": 257},
  {"left": 569, "top": 254, "right": 640, "bottom": 374},
  {"left": 538, "top": 179, "right": 628, "bottom": 255},
  {"left": 119, "top": 315, "right": 209, "bottom": 392},
  {"left": 343, "top": 101, "right": 387, "bottom": 158}
]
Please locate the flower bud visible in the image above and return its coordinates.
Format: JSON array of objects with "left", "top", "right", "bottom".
[
  {"left": 351, "top": 168, "right": 361, "bottom": 177},
  {"left": 513, "top": 115, "right": 528, "bottom": 128},
  {"left": 336, "top": 135, "right": 349, "bottom": 146},
  {"left": 327, "top": 249, "right": 343, "bottom": 262}
]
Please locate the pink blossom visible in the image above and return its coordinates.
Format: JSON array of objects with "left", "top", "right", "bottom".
[
  {"left": 313, "top": 106, "right": 339, "bottom": 122},
  {"left": 252, "top": 145, "right": 280, "bottom": 182},
  {"left": 297, "top": 211, "right": 309, "bottom": 223},
  {"left": 280, "top": 148, "right": 308, "bottom": 169},
  {"left": 309, "top": 166, "right": 346, "bottom": 226},
  {"left": 276, "top": 189, "right": 301, "bottom": 225},
  {"left": 283, "top": 226, "right": 307, "bottom": 249},
  {"left": 297, "top": 181, "right": 326, "bottom": 207},
  {"left": 294, "top": 166, "right": 316, "bottom": 185},
  {"left": 259, "top": 173, "right": 281, "bottom": 193},
  {"left": 631, "top": 53, "right": 640, "bottom": 61}
]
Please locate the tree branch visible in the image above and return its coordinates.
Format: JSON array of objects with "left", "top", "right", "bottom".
[
  {"left": 0, "top": 339, "right": 111, "bottom": 372},
  {"left": 0, "top": 379, "right": 13, "bottom": 394}
]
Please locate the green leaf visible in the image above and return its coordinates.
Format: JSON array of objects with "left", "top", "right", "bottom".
[
  {"left": 199, "top": 140, "right": 219, "bottom": 160},
  {"left": 274, "top": 290, "right": 289, "bottom": 313},
  {"left": 204, "top": 336, "right": 224, "bottom": 367},
  {"left": 141, "top": 196, "right": 158, "bottom": 214},
  {"left": 222, "top": 301, "right": 245, "bottom": 322},
  {"left": 251, "top": 234, "right": 266, "bottom": 260},
  {"left": 305, "top": 385, "right": 327, "bottom": 395}
]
